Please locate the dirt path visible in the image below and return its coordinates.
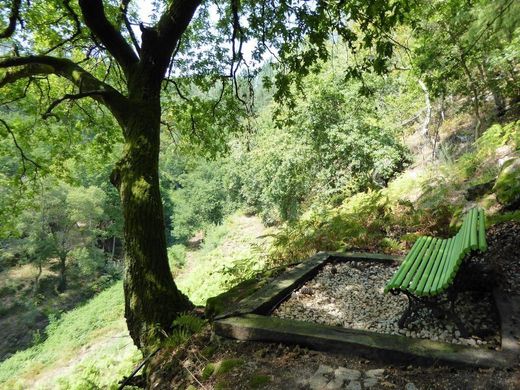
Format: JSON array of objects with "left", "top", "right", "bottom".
[{"left": 177, "top": 214, "right": 270, "bottom": 283}]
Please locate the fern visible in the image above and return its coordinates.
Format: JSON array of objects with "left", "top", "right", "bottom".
[
  {"left": 162, "top": 313, "right": 206, "bottom": 348},
  {"left": 172, "top": 313, "right": 205, "bottom": 334}
]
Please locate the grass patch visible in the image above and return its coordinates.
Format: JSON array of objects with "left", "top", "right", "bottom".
[
  {"left": 249, "top": 373, "right": 271, "bottom": 388},
  {"left": 177, "top": 213, "right": 272, "bottom": 305},
  {"left": 202, "top": 358, "right": 245, "bottom": 380},
  {"left": 0, "top": 281, "right": 140, "bottom": 389},
  {"left": 0, "top": 213, "right": 270, "bottom": 389}
]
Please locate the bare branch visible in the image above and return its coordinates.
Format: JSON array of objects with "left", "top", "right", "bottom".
[
  {"left": 78, "top": 0, "right": 139, "bottom": 75},
  {"left": 0, "top": 0, "right": 21, "bottom": 39},
  {"left": 165, "top": 78, "right": 190, "bottom": 102}
]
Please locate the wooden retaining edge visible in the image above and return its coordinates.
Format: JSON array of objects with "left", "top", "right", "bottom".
[
  {"left": 327, "top": 251, "right": 403, "bottom": 263},
  {"left": 214, "top": 252, "right": 329, "bottom": 320},
  {"left": 214, "top": 252, "right": 401, "bottom": 320},
  {"left": 213, "top": 251, "right": 517, "bottom": 368},
  {"left": 215, "top": 314, "right": 512, "bottom": 368}
]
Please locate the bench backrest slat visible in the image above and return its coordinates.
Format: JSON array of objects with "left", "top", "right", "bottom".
[{"left": 470, "top": 208, "right": 478, "bottom": 249}]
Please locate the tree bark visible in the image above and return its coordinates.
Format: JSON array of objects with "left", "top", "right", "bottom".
[
  {"left": 111, "top": 87, "right": 193, "bottom": 350},
  {"left": 33, "top": 262, "right": 42, "bottom": 295},
  {"left": 57, "top": 254, "right": 67, "bottom": 293}
]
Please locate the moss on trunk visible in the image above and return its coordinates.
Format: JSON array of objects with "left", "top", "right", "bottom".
[{"left": 113, "top": 96, "right": 193, "bottom": 350}]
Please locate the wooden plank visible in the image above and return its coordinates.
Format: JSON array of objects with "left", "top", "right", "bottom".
[
  {"left": 470, "top": 208, "right": 478, "bottom": 250},
  {"left": 438, "top": 232, "right": 461, "bottom": 293},
  {"left": 478, "top": 208, "right": 488, "bottom": 252},
  {"left": 214, "top": 252, "right": 330, "bottom": 319},
  {"left": 431, "top": 237, "right": 454, "bottom": 294},
  {"left": 328, "top": 252, "right": 401, "bottom": 263},
  {"left": 215, "top": 314, "right": 511, "bottom": 368},
  {"left": 445, "top": 225, "right": 465, "bottom": 286},
  {"left": 463, "top": 210, "right": 473, "bottom": 254},
  {"left": 415, "top": 238, "right": 443, "bottom": 295}
]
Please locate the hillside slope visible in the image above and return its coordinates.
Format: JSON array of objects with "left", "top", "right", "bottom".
[{"left": 0, "top": 214, "right": 271, "bottom": 389}]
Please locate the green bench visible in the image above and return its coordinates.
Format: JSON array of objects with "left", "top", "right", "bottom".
[{"left": 385, "top": 207, "right": 488, "bottom": 334}]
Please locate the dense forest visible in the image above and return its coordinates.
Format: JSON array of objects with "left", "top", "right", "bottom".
[{"left": 0, "top": 0, "right": 519, "bottom": 389}]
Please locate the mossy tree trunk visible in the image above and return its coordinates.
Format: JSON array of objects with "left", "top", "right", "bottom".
[{"left": 0, "top": 0, "right": 201, "bottom": 352}]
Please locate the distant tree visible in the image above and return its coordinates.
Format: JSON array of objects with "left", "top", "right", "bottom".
[
  {"left": 14, "top": 183, "right": 107, "bottom": 293},
  {"left": 0, "top": 0, "right": 412, "bottom": 350},
  {"left": 412, "top": 0, "right": 520, "bottom": 138}
]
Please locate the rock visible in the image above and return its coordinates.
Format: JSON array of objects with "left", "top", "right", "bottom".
[
  {"left": 346, "top": 381, "right": 362, "bottom": 390},
  {"left": 467, "top": 338, "right": 477, "bottom": 346},
  {"left": 405, "top": 383, "right": 418, "bottom": 390},
  {"left": 325, "top": 379, "right": 343, "bottom": 390},
  {"left": 365, "top": 369, "right": 385, "bottom": 378},
  {"left": 363, "top": 377, "right": 379, "bottom": 388},
  {"left": 335, "top": 367, "right": 361, "bottom": 381},
  {"left": 494, "top": 157, "right": 520, "bottom": 207},
  {"left": 466, "top": 180, "right": 495, "bottom": 200},
  {"left": 308, "top": 364, "right": 334, "bottom": 390},
  {"left": 315, "top": 364, "right": 334, "bottom": 375},
  {"left": 309, "top": 375, "right": 328, "bottom": 390},
  {"left": 454, "top": 330, "right": 461, "bottom": 338},
  {"left": 301, "top": 286, "right": 314, "bottom": 295}
]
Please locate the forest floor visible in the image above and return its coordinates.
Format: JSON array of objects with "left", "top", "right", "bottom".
[{"left": 150, "top": 221, "right": 520, "bottom": 390}]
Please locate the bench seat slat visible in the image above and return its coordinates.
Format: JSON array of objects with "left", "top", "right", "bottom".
[
  {"left": 423, "top": 239, "right": 447, "bottom": 294},
  {"left": 402, "top": 236, "right": 434, "bottom": 289},
  {"left": 412, "top": 238, "right": 442, "bottom": 295},
  {"left": 385, "top": 207, "right": 488, "bottom": 296},
  {"left": 384, "top": 237, "right": 426, "bottom": 292}
]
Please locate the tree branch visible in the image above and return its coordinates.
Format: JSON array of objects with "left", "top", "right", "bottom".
[
  {"left": 120, "top": 0, "right": 141, "bottom": 55},
  {"left": 0, "top": 118, "right": 41, "bottom": 177},
  {"left": 42, "top": 90, "right": 109, "bottom": 119},
  {"left": 78, "top": 0, "right": 139, "bottom": 75},
  {"left": 0, "top": 55, "right": 129, "bottom": 126},
  {"left": 151, "top": 0, "right": 201, "bottom": 73},
  {"left": 0, "top": 0, "right": 21, "bottom": 39}
]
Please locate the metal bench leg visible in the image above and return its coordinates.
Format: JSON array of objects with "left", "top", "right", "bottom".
[{"left": 396, "top": 290, "right": 417, "bottom": 329}]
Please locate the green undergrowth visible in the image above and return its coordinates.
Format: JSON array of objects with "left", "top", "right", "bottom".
[
  {"left": 0, "top": 213, "right": 273, "bottom": 389},
  {"left": 176, "top": 213, "right": 273, "bottom": 305},
  {"left": 268, "top": 121, "right": 519, "bottom": 265},
  {"left": 0, "top": 281, "right": 140, "bottom": 389}
]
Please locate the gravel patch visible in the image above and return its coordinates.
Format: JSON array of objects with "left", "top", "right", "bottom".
[{"left": 272, "top": 261, "right": 500, "bottom": 348}]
